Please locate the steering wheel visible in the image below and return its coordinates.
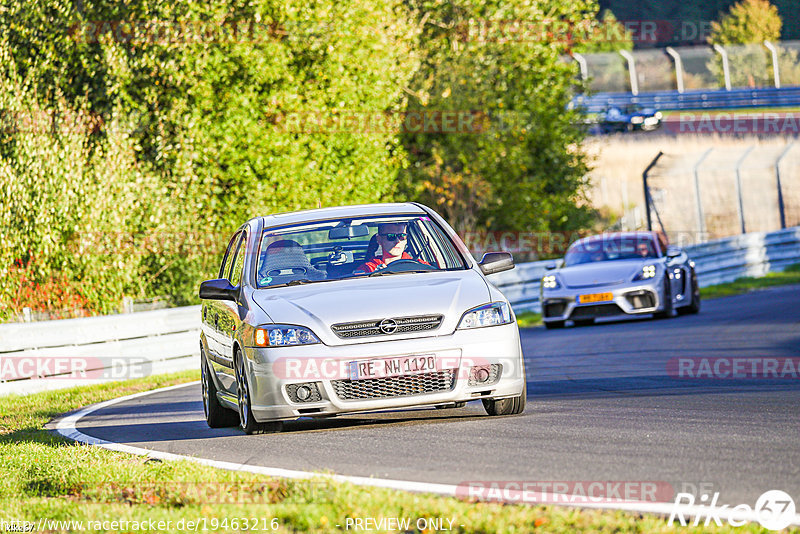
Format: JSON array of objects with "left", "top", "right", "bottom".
[{"left": 382, "top": 259, "right": 437, "bottom": 273}]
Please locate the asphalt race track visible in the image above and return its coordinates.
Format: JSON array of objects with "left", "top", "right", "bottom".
[{"left": 57, "top": 285, "right": 800, "bottom": 508}]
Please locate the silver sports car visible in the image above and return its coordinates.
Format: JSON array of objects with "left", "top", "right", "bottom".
[
  {"left": 199, "top": 203, "right": 526, "bottom": 433},
  {"left": 540, "top": 231, "right": 700, "bottom": 329}
]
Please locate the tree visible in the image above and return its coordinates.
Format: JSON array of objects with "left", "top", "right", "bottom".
[
  {"left": 398, "top": 0, "right": 597, "bottom": 240},
  {"left": 707, "top": 0, "right": 783, "bottom": 88},
  {"left": 709, "top": 0, "right": 781, "bottom": 45}
]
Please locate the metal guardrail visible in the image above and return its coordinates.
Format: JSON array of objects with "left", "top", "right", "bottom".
[
  {"left": 0, "top": 307, "right": 200, "bottom": 396},
  {"left": 1, "top": 226, "right": 798, "bottom": 395},
  {"left": 489, "top": 226, "right": 800, "bottom": 313},
  {"left": 573, "top": 87, "right": 800, "bottom": 113}
]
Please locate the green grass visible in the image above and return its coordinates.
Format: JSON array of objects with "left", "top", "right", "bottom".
[
  {"left": 516, "top": 311, "right": 542, "bottom": 328},
  {"left": 0, "top": 372, "right": 786, "bottom": 532},
  {"left": 701, "top": 264, "right": 800, "bottom": 300}
]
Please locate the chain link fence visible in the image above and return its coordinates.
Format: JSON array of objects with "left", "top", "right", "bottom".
[{"left": 644, "top": 143, "right": 800, "bottom": 244}]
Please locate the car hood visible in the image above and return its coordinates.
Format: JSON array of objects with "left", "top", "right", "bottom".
[
  {"left": 252, "top": 270, "right": 491, "bottom": 346},
  {"left": 558, "top": 259, "right": 657, "bottom": 289}
]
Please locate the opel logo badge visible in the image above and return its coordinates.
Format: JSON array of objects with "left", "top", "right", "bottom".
[{"left": 379, "top": 318, "right": 398, "bottom": 334}]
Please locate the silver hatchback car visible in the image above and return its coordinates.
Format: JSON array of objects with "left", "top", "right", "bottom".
[{"left": 199, "top": 203, "right": 526, "bottom": 433}]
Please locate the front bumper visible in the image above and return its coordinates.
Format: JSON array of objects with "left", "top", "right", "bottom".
[
  {"left": 241, "top": 322, "right": 525, "bottom": 422},
  {"left": 541, "top": 277, "right": 667, "bottom": 323}
]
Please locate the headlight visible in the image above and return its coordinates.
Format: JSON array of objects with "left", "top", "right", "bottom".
[
  {"left": 541, "top": 274, "right": 560, "bottom": 289},
  {"left": 633, "top": 264, "right": 657, "bottom": 281},
  {"left": 631, "top": 116, "right": 644, "bottom": 124},
  {"left": 458, "top": 302, "right": 512, "bottom": 329},
  {"left": 253, "top": 325, "right": 320, "bottom": 347}
]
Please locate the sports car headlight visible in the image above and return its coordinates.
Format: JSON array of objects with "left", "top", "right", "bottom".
[
  {"left": 254, "top": 325, "right": 320, "bottom": 347},
  {"left": 541, "top": 274, "right": 560, "bottom": 289},
  {"left": 458, "top": 302, "right": 512, "bottom": 329},
  {"left": 633, "top": 264, "right": 657, "bottom": 281},
  {"left": 631, "top": 116, "right": 644, "bottom": 124}
]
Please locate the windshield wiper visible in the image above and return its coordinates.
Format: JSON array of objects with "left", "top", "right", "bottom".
[{"left": 285, "top": 278, "right": 314, "bottom": 285}]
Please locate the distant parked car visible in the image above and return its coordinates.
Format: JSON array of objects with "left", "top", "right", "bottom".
[
  {"left": 540, "top": 231, "right": 699, "bottom": 329},
  {"left": 199, "top": 203, "right": 526, "bottom": 434},
  {"left": 591, "top": 105, "right": 663, "bottom": 134}
]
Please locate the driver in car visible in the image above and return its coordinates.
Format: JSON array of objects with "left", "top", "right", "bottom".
[{"left": 355, "top": 223, "right": 419, "bottom": 274}]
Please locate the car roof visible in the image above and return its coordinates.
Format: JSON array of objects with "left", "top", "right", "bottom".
[
  {"left": 253, "top": 203, "right": 427, "bottom": 228},
  {"left": 571, "top": 231, "right": 657, "bottom": 248}
]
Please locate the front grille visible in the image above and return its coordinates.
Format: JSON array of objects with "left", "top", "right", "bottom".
[
  {"left": 331, "top": 369, "right": 456, "bottom": 400},
  {"left": 570, "top": 304, "right": 623, "bottom": 319},
  {"left": 331, "top": 315, "right": 443, "bottom": 339},
  {"left": 543, "top": 301, "right": 567, "bottom": 317}
]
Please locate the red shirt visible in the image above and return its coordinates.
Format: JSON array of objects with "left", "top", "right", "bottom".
[{"left": 356, "top": 252, "right": 415, "bottom": 274}]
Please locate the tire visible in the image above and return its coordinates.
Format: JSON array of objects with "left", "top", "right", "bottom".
[
  {"left": 544, "top": 320, "right": 565, "bottom": 330},
  {"left": 654, "top": 276, "right": 674, "bottom": 319},
  {"left": 678, "top": 270, "right": 701, "bottom": 315},
  {"left": 235, "top": 350, "right": 282, "bottom": 435},
  {"left": 201, "top": 347, "right": 239, "bottom": 428},
  {"left": 482, "top": 381, "right": 526, "bottom": 416}
]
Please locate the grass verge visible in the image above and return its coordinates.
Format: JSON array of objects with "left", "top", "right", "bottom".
[
  {"left": 700, "top": 264, "right": 800, "bottom": 300},
  {"left": 516, "top": 311, "right": 542, "bottom": 329},
  {"left": 0, "top": 372, "right": 782, "bottom": 532}
]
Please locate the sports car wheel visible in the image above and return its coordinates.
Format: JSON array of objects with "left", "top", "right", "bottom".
[
  {"left": 678, "top": 270, "right": 701, "bottom": 315},
  {"left": 235, "top": 350, "right": 282, "bottom": 435},
  {"left": 483, "top": 382, "right": 526, "bottom": 416},
  {"left": 201, "top": 346, "right": 238, "bottom": 428}
]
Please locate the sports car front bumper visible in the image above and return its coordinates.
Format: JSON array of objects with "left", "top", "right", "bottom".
[{"left": 541, "top": 277, "right": 668, "bottom": 323}]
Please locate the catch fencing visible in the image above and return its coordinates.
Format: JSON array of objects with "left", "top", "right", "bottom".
[
  {"left": 1, "top": 226, "right": 798, "bottom": 395},
  {"left": 574, "top": 41, "right": 800, "bottom": 96},
  {"left": 643, "top": 143, "right": 800, "bottom": 241}
]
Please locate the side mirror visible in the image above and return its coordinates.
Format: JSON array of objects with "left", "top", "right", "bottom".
[
  {"left": 199, "top": 279, "right": 238, "bottom": 301},
  {"left": 545, "top": 261, "right": 558, "bottom": 270},
  {"left": 479, "top": 252, "right": 514, "bottom": 275},
  {"left": 666, "top": 246, "right": 681, "bottom": 259}
]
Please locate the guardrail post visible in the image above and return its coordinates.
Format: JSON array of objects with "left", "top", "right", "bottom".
[
  {"left": 619, "top": 50, "right": 639, "bottom": 96},
  {"left": 713, "top": 44, "right": 732, "bottom": 91},
  {"left": 693, "top": 148, "right": 713, "bottom": 241},
  {"left": 665, "top": 47, "right": 685, "bottom": 93},
  {"left": 764, "top": 41, "right": 781, "bottom": 89},
  {"left": 642, "top": 151, "right": 664, "bottom": 231},
  {"left": 572, "top": 52, "right": 588, "bottom": 83},
  {"left": 734, "top": 146, "right": 755, "bottom": 234},
  {"left": 775, "top": 141, "right": 793, "bottom": 229}
]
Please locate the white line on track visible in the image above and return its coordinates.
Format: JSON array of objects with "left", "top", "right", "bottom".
[{"left": 55, "top": 382, "right": 800, "bottom": 528}]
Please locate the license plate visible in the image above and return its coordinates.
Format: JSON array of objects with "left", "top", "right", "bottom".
[
  {"left": 578, "top": 292, "right": 613, "bottom": 304},
  {"left": 348, "top": 355, "right": 437, "bottom": 380}
]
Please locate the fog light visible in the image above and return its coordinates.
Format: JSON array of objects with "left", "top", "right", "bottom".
[
  {"left": 475, "top": 368, "right": 490, "bottom": 383},
  {"left": 296, "top": 385, "right": 312, "bottom": 401}
]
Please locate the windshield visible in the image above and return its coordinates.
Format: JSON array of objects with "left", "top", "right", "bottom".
[
  {"left": 255, "top": 214, "right": 466, "bottom": 288},
  {"left": 564, "top": 236, "right": 658, "bottom": 266}
]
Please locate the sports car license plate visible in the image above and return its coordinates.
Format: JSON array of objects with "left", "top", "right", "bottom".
[
  {"left": 348, "top": 355, "right": 436, "bottom": 380},
  {"left": 578, "top": 292, "right": 613, "bottom": 304}
]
